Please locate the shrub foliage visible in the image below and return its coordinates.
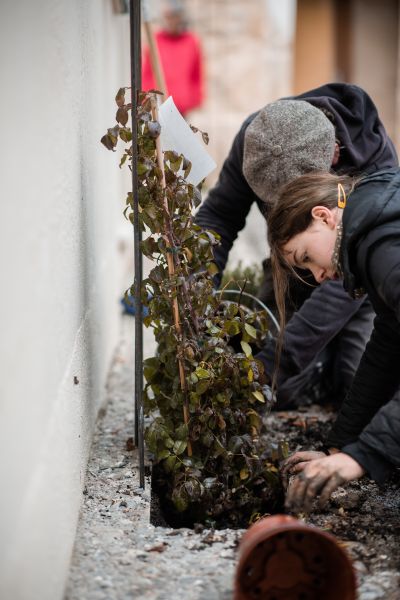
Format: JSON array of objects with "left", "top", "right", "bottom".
[{"left": 102, "top": 89, "right": 282, "bottom": 526}]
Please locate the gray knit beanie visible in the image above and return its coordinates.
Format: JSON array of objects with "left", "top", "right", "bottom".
[{"left": 243, "top": 100, "right": 335, "bottom": 203}]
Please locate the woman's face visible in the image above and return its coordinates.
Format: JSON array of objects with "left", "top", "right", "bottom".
[{"left": 282, "top": 206, "right": 340, "bottom": 283}]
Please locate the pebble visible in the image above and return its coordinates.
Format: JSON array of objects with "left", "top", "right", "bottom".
[
  {"left": 357, "top": 583, "right": 387, "bottom": 599},
  {"left": 331, "top": 486, "right": 363, "bottom": 510}
]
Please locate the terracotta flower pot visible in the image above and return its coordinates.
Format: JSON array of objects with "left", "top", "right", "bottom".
[{"left": 234, "top": 514, "right": 356, "bottom": 600}]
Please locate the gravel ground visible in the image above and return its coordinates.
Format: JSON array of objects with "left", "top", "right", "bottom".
[{"left": 65, "top": 316, "right": 400, "bottom": 600}]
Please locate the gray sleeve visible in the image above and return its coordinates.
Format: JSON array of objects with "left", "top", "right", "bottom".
[{"left": 256, "top": 280, "right": 369, "bottom": 381}]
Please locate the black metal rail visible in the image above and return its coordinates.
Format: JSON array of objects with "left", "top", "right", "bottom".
[{"left": 129, "top": 0, "right": 145, "bottom": 488}]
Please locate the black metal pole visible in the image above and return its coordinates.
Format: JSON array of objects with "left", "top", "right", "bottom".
[{"left": 130, "top": 0, "right": 145, "bottom": 488}]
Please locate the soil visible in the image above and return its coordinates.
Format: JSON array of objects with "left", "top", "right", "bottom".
[
  {"left": 263, "top": 406, "right": 400, "bottom": 598},
  {"left": 150, "top": 402, "right": 400, "bottom": 597},
  {"left": 65, "top": 317, "right": 400, "bottom": 599}
]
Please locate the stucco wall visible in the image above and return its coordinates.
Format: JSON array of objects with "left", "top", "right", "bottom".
[{"left": 0, "top": 1, "right": 131, "bottom": 598}]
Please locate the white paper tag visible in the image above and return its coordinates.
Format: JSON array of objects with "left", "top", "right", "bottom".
[
  {"left": 141, "top": 0, "right": 153, "bottom": 23},
  {"left": 158, "top": 96, "right": 216, "bottom": 186}
]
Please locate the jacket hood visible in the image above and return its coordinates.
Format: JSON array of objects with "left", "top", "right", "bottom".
[
  {"left": 295, "top": 83, "right": 398, "bottom": 175},
  {"left": 340, "top": 168, "right": 400, "bottom": 296}
]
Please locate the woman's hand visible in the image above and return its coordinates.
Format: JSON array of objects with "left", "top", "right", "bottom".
[
  {"left": 283, "top": 452, "right": 366, "bottom": 512},
  {"left": 281, "top": 451, "right": 327, "bottom": 487}
]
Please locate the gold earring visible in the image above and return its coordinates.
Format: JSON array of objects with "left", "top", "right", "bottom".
[{"left": 337, "top": 183, "right": 346, "bottom": 209}]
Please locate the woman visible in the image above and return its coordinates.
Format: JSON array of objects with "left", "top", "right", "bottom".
[{"left": 267, "top": 167, "right": 400, "bottom": 512}]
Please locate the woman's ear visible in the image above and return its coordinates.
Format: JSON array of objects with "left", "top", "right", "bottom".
[{"left": 311, "top": 205, "right": 336, "bottom": 228}]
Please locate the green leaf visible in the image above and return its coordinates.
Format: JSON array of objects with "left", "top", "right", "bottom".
[
  {"left": 143, "top": 315, "right": 152, "bottom": 327},
  {"left": 241, "top": 341, "right": 252, "bottom": 358},
  {"left": 170, "top": 156, "right": 183, "bottom": 172},
  {"left": 226, "top": 303, "right": 239, "bottom": 319},
  {"left": 137, "top": 160, "right": 149, "bottom": 175},
  {"left": 247, "top": 409, "right": 261, "bottom": 430},
  {"left": 196, "top": 379, "right": 210, "bottom": 394},
  {"left": 100, "top": 133, "right": 117, "bottom": 151},
  {"left": 225, "top": 320, "right": 241, "bottom": 336},
  {"left": 165, "top": 437, "right": 175, "bottom": 449},
  {"left": 195, "top": 367, "right": 210, "bottom": 379},
  {"left": 201, "top": 431, "right": 214, "bottom": 447},
  {"left": 189, "top": 392, "right": 200, "bottom": 408},
  {"left": 245, "top": 323, "right": 258, "bottom": 339},
  {"left": 184, "top": 160, "right": 192, "bottom": 179},
  {"left": 173, "top": 440, "right": 187, "bottom": 455},
  {"left": 119, "top": 127, "right": 132, "bottom": 143},
  {"left": 172, "top": 488, "right": 189, "bottom": 512},
  {"left": 157, "top": 448, "right": 171, "bottom": 460},
  {"left": 203, "top": 477, "right": 217, "bottom": 489},
  {"left": 164, "top": 150, "right": 179, "bottom": 162},
  {"left": 175, "top": 423, "right": 189, "bottom": 440},
  {"left": 119, "top": 152, "right": 129, "bottom": 168},
  {"left": 164, "top": 455, "right": 177, "bottom": 472},
  {"left": 207, "top": 324, "right": 221, "bottom": 335},
  {"left": 206, "top": 262, "right": 219, "bottom": 276},
  {"left": 143, "top": 357, "right": 160, "bottom": 382}
]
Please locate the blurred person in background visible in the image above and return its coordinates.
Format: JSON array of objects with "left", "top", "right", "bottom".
[
  {"left": 195, "top": 83, "right": 398, "bottom": 410},
  {"left": 142, "top": 0, "right": 204, "bottom": 117}
]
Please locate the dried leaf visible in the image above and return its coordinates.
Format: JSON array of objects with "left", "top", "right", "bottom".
[
  {"left": 147, "top": 542, "right": 169, "bottom": 553},
  {"left": 252, "top": 390, "right": 265, "bottom": 403},
  {"left": 116, "top": 106, "right": 129, "bottom": 126},
  {"left": 240, "top": 468, "right": 249, "bottom": 480},
  {"left": 115, "top": 87, "right": 126, "bottom": 107}
]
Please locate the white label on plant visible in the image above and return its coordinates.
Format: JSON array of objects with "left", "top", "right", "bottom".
[{"left": 158, "top": 96, "right": 217, "bottom": 186}]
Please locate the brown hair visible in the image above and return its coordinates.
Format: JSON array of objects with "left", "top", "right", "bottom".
[{"left": 267, "top": 171, "right": 355, "bottom": 390}]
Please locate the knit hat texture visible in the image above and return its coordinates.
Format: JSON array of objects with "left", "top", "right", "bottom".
[{"left": 243, "top": 100, "right": 335, "bottom": 202}]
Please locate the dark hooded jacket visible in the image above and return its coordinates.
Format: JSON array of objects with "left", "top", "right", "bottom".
[
  {"left": 327, "top": 168, "right": 400, "bottom": 481},
  {"left": 195, "top": 83, "right": 398, "bottom": 381}
]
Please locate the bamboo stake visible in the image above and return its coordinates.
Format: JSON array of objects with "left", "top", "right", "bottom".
[
  {"left": 150, "top": 94, "right": 192, "bottom": 457},
  {"left": 143, "top": 20, "right": 168, "bottom": 99}
]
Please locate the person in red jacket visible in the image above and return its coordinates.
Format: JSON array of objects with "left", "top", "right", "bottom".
[{"left": 142, "top": 2, "right": 204, "bottom": 117}]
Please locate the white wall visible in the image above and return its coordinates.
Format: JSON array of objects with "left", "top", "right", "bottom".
[{"left": 0, "top": 1, "right": 132, "bottom": 598}]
